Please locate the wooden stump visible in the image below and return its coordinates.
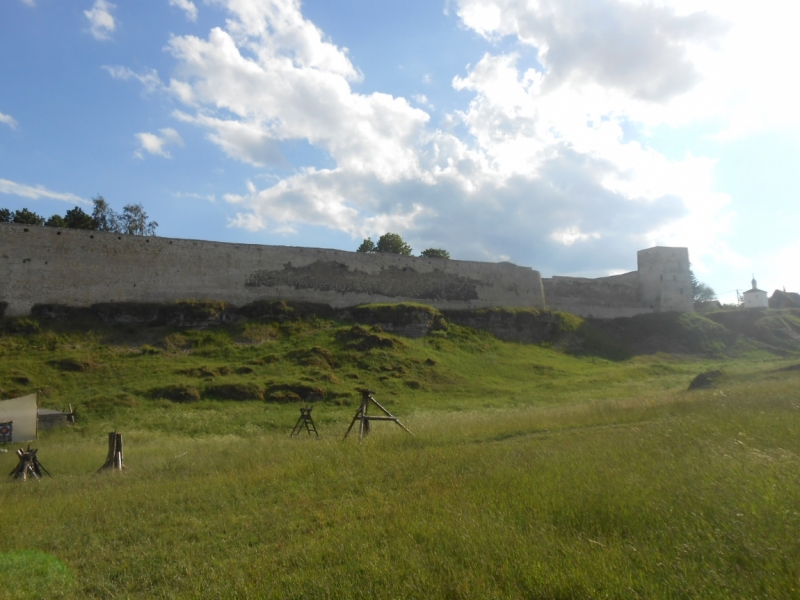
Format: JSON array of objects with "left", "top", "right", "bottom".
[
  {"left": 9, "top": 445, "right": 51, "bottom": 481},
  {"left": 96, "top": 431, "right": 125, "bottom": 473}
]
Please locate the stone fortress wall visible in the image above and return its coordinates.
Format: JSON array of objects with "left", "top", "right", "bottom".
[
  {"left": 543, "top": 247, "right": 695, "bottom": 318},
  {"left": 0, "top": 223, "right": 545, "bottom": 317},
  {"left": 0, "top": 223, "right": 694, "bottom": 319}
]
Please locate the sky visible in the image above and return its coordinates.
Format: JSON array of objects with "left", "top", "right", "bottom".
[{"left": 1, "top": 0, "right": 798, "bottom": 304}]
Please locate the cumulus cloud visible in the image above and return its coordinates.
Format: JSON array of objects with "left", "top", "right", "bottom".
[
  {"left": 165, "top": 10, "right": 427, "bottom": 180},
  {"left": 103, "top": 66, "right": 164, "bottom": 94},
  {"left": 455, "top": 0, "right": 727, "bottom": 101},
  {"left": 134, "top": 128, "right": 184, "bottom": 158},
  {"left": 169, "top": 0, "right": 198, "bottom": 22},
  {"left": 0, "top": 111, "right": 18, "bottom": 129},
  {"left": 157, "top": 0, "right": 748, "bottom": 274},
  {"left": 85, "top": 0, "right": 116, "bottom": 40},
  {"left": 0, "top": 179, "right": 88, "bottom": 204}
]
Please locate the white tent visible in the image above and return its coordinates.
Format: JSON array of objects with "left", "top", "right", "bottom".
[{"left": 0, "top": 393, "right": 38, "bottom": 443}]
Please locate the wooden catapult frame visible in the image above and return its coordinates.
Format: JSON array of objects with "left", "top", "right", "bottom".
[{"left": 344, "top": 389, "right": 413, "bottom": 442}]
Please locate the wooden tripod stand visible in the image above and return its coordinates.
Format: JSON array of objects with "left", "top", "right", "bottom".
[
  {"left": 290, "top": 407, "right": 319, "bottom": 438},
  {"left": 344, "top": 389, "right": 413, "bottom": 441},
  {"left": 9, "top": 445, "right": 51, "bottom": 481}
]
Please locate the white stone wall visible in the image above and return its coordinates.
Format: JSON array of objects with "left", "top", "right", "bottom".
[
  {"left": 0, "top": 224, "right": 545, "bottom": 316},
  {"left": 743, "top": 290, "right": 768, "bottom": 309}
]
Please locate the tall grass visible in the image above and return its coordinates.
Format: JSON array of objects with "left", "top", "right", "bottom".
[
  {"left": 1, "top": 315, "right": 799, "bottom": 597},
  {"left": 1, "top": 372, "right": 799, "bottom": 598}
]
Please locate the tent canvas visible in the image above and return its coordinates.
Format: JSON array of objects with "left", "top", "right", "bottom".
[{"left": 0, "top": 393, "right": 38, "bottom": 442}]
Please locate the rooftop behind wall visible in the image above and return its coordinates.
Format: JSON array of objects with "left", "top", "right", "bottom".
[{"left": 0, "top": 223, "right": 545, "bottom": 316}]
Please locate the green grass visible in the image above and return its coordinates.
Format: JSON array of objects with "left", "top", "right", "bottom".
[{"left": 1, "top": 309, "right": 799, "bottom": 598}]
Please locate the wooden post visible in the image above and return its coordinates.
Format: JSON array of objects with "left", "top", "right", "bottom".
[{"left": 96, "top": 430, "right": 125, "bottom": 472}]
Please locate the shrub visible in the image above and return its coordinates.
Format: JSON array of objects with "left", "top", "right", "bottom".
[{"left": 6, "top": 318, "right": 40, "bottom": 334}]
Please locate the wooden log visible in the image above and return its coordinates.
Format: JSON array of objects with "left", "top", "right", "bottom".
[{"left": 96, "top": 430, "right": 125, "bottom": 473}]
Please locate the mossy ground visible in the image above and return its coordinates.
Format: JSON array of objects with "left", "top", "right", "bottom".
[{"left": 1, "top": 307, "right": 799, "bottom": 598}]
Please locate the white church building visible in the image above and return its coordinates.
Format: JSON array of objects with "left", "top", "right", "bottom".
[{"left": 743, "top": 277, "right": 769, "bottom": 309}]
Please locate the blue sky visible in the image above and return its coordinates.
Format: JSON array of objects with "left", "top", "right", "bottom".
[{"left": 1, "top": 0, "right": 798, "bottom": 303}]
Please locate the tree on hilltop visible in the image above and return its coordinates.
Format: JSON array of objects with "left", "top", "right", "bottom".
[
  {"left": 64, "top": 206, "right": 95, "bottom": 230},
  {"left": 356, "top": 232, "right": 413, "bottom": 256},
  {"left": 690, "top": 269, "right": 717, "bottom": 302},
  {"left": 12, "top": 208, "right": 45, "bottom": 226},
  {"left": 356, "top": 237, "right": 376, "bottom": 253},
  {"left": 120, "top": 204, "right": 158, "bottom": 236},
  {"left": 420, "top": 248, "right": 450, "bottom": 259},
  {"left": 92, "top": 195, "right": 120, "bottom": 232},
  {"left": 45, "top": 214, "right": 67, "bottom": 228},
  {"left": 2, "top": 197, "right": 157, "bottom": 236},
  {"left": 91, "top": 196, "right": 158, "bottom": 236}
]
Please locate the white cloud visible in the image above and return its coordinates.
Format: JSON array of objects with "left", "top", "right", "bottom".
[
  {"left": 0, "top": 179, "right": 88, "bottom": 205},
  {"left": 169, "top": 0, "right": 198, "bottom": 22},
  {"left": 455, "top": 0, "right": 727, "bottom": 101},
  {"left": 0, "top": 111, "right": 18, "bottom": 129},
  {"left": 134, "top": 128, "right": 184, "bottom": 159},
  {"left": 166, "top": 11, "right": 427, "bottom": 180},
  {"left": 173, "top": 191, "right": 217, "bottom": 202},
  {"left": 85, "top": 0, "right": 116, "bottom": 41},
  {"left": 21, "top": 0, "right": 35, "bottom": 6},
  {"left": 551, "top": 227, "right": 601, "bottom": 246},
  {"left": 156, "top": 0, "right": 766, "bottom": 275},
  {"left": 103, "top": 66, "right": 163, "bottom": 94},
  {"left": 412, "top": 94, "right": 434, "bottom": 109},
  {"left": 454, "top": 0, "right": 800, "bottom": 138}
]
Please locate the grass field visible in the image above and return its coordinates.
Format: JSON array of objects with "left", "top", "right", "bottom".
[{"left": 1, "top": 307, "right": 799, "bottom": 598}]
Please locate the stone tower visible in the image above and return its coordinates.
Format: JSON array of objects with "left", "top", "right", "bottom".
[{"left": 637, "top": 247, "right": 694, "bottom": 313}]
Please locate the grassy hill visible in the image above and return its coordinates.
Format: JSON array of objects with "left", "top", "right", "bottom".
[{"left": 1, "top": 303, "right": 799, "bottom": 598}]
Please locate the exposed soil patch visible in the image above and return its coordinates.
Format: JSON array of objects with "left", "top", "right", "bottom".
[
  {"left": 286, "top": 347, "right": 337, "bottom": 369},
  {"left": 688, "top": 370, "right": 724, "bottom": 390},
  {"left": 50, "top": 358, "right": 95, "bottom": 372},
  {"left": 266, "top": 383, "right": 326, "bottom": 402},
  {"left": 150, "top": 384, "right": 201, "bottom": 403},
  {"left": 336, "top": 325, "right": 397, "bottom": 351},
  {"left": 204, "top": 383, "right": 265, "bottom": 401},
  {"left": 177, "top": 366, "right": 217, "bottom": 378}
]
